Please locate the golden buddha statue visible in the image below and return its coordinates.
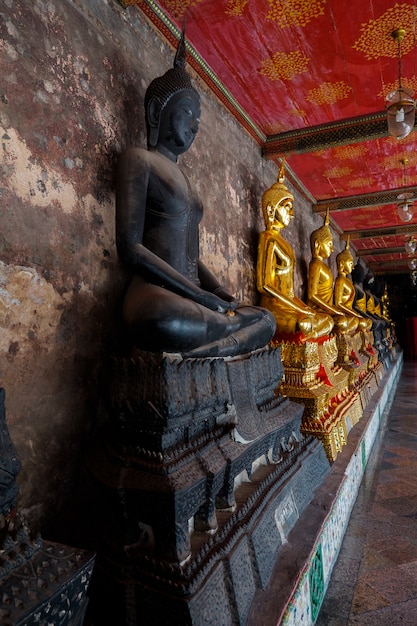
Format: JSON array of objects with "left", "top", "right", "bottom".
[
  {"left": 307, "top": 211, "right": 358, "bottom": 335},
  {"left": 257, "top": 166, "right": 359, "bottom": 463},
  {"left": 334, "top": 237, "right": 372, "bottom": 332},
  {"left": 257, "top": 162, "right": 333, "bottom": 340}
]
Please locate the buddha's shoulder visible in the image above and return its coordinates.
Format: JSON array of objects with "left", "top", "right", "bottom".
[
  {"left": 119, "top": 147, "right": 176, "bottom": 176},
  {"left": 120, "top": 146, "right": 150, "bottom": 163}
]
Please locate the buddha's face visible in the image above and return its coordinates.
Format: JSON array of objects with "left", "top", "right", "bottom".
[
  {"left": 339, "top": 257, "right": 353, "bottom": 275},
  {"left": 268, "top": 199, "right": 294, "bottom": 229},
  {"left": 345, "top": 258, "right": 353, "bottom": 274},
  {"left": 158, "top": 91, "right": 201, "bottom": 156},
  {"left": 318, "top": 236, "right": 333, "bottom": 259}
]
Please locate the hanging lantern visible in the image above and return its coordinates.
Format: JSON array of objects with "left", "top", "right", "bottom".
[{"left": 386, "top": 28, "right": 416, "bottom": 140}]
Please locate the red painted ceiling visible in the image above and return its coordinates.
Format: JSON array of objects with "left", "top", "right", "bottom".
[{"left": 123, "top": 0, "right": 417, "bottom": 275}]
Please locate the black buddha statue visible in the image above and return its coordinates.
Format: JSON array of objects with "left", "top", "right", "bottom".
[{"left": 116, "top": 29, "right": 275, "bottom": 357}]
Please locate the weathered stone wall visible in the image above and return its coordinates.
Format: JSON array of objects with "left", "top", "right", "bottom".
[{"left": 0, "top": 0, "right": 340, "bottom": 531}]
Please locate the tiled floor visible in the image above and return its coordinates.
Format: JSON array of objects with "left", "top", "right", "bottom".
[{"left": 316, "top": 360, "right": 417, "bottom": 625}]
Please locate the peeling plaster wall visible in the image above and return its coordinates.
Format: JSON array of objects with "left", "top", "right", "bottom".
[{"left": 0, "top": 0, "right": 334, "bottom": 533}]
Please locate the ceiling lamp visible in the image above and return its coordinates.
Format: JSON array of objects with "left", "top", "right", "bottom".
[
  {"left": 397, "top": 158, "right": 414, "bottom": 222},
  {"left": 405, "top": 236, "right": 417, "bottom": 254},
  {"left": 386, "top": 28, "right": 415, "bottom": 140},
  {"left": 398, "top": 199, "right": 413, "bottom": 221}
]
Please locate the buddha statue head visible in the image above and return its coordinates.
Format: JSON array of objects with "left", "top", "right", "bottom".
[
  {"left": 352, "top": 260, "right": 365, "bottom": 284},
  {"left": 336, "top": 236, "right": 354, "bottom": 275},
  {"left": 310, "top": 208, "right": 333, "bottom": 259},
  {"left": 144, "top": 25, "right": 200, "bottom": 149},
  {"left": 261, "top": 160, "right": 294, "bottom": 229}
]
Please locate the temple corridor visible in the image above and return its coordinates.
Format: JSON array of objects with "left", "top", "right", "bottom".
[{"left": 316, "top": 360, "right": 417, "bottom": 625}]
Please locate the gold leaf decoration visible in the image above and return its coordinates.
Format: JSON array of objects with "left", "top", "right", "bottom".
[
  {"left": 350, "top": 177, "right": 374, "bottom": 189},
  {"left": 263, "top": 122, "right": 289, "bottom": 135},
  {"left": 353, "top": 3, "right": 416, "bottom": 60},
  {"left": 324, "top": 166, "right": 353, "bottom": 179},
  {"left": 288, "top": 107, "right": 308, "bottom": 121},
  {"left": 385, "top": 133, "right": 416, "bottom": 148},
  {"left": 334, "top": 145, "right": 368, "bottom": 160},
  {"left": 379, "top": 76, "right": 417, "bottom": 99},
  {"left": 307, "top": 81, "right": 352, "bottom": 106},
  {"left": 259, "top": 50, "right": 310, "bottom": 81},
  {"left": 162, "top": 0, "right": 203, "bottom": 20},
  {"left": 266, "top": 0, "right": 327, "bottom": 27},
  {"left": 225, "top": 0, "right": 248, "bottom": 16},
  {"left": 381, "top": 153, "right": 417, "bottom": 170}
]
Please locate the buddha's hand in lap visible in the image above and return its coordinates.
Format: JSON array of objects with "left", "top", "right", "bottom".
[{"left": 198, "top": 290, "right": 238, "bottom": 314}]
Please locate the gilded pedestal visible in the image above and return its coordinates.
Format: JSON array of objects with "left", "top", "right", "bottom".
[{"left": 274, "top": 333, "right": 361, "bottom": 462}]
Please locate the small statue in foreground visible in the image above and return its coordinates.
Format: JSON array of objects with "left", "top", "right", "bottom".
[
  {"left": 116, "top": 29, "right": 275, "bottom": 357},
  {"left": 307, "top": 211, "right": 358, "bottom": 335},
  {"left": 257, "top": 162, "right": 333, "bottom": 340}
]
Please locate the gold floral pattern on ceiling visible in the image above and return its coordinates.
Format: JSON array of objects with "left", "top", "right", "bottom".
[
  {"left": 288, "top": 107, "right": 308, "bottom": 121},
  {"left": 324, "top": 166, "right": 353, "bottom": 179},
  {"left": 333, "top": 145, "right": 368, "bottom": 160},
  {"left": 266, "top": 0, "right": 327, "bottom": 28},
  {"left": 259, "top": 50, "right": 310, "bottom": 81},
  {"left": 349, "top": 213, "right": 374, "bottom": 230},
  {"left": 353, "top": 3, "right": 416, "bottom": 60},
  {"left": 350, "top": 177, "right": 375, "bottom": 188},
  {"left": 159, "top": 0, "right": 203, "bottom": 20},
  {"left": 366, "top": 216, "right": 387, "bottom": 226},
  {"left": 381, "top": 152, "right": 417, "bottom": 170},
  {"left": 378, "top": 76, "right": 417, "bottom": 98},
  {"left": 262, "top": 121, "right": 289, "bottom": 135},
  {"left": 385, "top": 134, "right": 416, "bottom": 149},
  {"left": 307, "top": 81, "right": 352, "bottom": 106},
  {"left": 225, "top": 0, "right": 248, "bottom": 17}
]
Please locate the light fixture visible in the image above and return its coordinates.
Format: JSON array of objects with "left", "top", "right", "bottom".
[
  {"left": 405, "top": 236, "right": 417, "bottom": 254},
  {"left": 386, "top": 28, "right": 415, "bottom": 140},
  {"left": 398, "top": 199, "right": 413, "bottom": 221},
  {"left": 397, "top": 158, "right": 414, "bottom": 222},
  {"left": 409, "top": 258, "right": 417, "bottom": 270}
]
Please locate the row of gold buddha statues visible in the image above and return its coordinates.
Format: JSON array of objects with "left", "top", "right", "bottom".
[{"left": 256, "top": 161, "right": 393, "bottom": 461}]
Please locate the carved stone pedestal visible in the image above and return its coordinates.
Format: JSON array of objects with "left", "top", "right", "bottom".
[
  {"left": 85, "top": 346, "right": 330, "bottom": 625},
  {"left": 0, "top": 389, "right": 95, "bottom": 626},
  {"left": 0, "top": 537, "right": 95, "bottom": 626}
]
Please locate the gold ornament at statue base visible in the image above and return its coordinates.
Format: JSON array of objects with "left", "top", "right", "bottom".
[{"left": 275, "top": 333, "right": 361, "bottom": 462}]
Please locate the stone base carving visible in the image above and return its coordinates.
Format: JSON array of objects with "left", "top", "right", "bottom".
[
  {"left": 85, "top": 346, "right": 330, "bottom": 625},
  {"left": 0, "top": 537, "right": 95, "bottom": 626},
  {"left": 0, "top": 389, "right": 95, "bottom": 626}
]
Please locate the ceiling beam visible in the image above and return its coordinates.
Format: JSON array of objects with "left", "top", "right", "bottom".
[
  {"left": 368, "top": 258, "right": 415, "bottom": 269},
  {"left": 340, "top": 223, "right": 417, "bottom": 240},
  {"left": 313, "top": 188, "right": 417, "bottom": 213},
  {"left": 358, "top": 247, "right": 405, "bottom": 257},
  {"left": 262, "top": 112, "right": 394, "bottom": 157}
]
